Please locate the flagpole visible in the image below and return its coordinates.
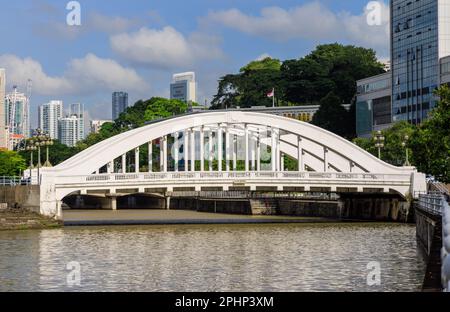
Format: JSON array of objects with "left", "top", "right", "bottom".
[{"left": 272, "top": 88, "right": 275, "bottom": 108}]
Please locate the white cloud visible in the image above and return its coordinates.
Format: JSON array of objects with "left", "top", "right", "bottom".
[
  {"left": 204, "top": 1, "right": 390, "bottom": 56},
  {"left": 87, "top": 12, "right": 141, "bottom": 34},
  {"left": 110, "top": 26, "right": 223, "bottom": 69},
  {"left": 0, "top": 53, "right": 148, "bottom": 96}
]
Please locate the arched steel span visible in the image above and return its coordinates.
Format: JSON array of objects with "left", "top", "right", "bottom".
[{"left": 39, "top": 111, "right": 427, "bottom": 219}]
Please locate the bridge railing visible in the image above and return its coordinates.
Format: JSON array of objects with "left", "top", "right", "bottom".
[
  {"left": 60, "top": 171, "right": 413, "bottom": 184},
  {"left": 0, "top": 176, "right": 31, "bottom": 186},
  {"left": 169, "top": 191, "right": 339, "bottom": 200},
  {"left": 418, "top": 193, "right": 450, "bottom": 292}
]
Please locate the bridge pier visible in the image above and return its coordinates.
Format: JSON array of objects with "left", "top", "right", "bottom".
[{"left": 165, "top": 196, "right": 171, "bottom": 210}]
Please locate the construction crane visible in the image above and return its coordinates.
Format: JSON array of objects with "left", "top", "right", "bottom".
[{"left": 25, "top": 79, "right": 32, "bottom": 138}]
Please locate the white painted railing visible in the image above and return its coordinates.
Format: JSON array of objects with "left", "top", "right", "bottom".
[
  {"left": 58, "top": 171, "right": 412, "bottom": 185},
  {"left": 442, "top": 198, "right": 450, "bottom": 292},
  {"left": 419, "top": 193, "right": 450, "bottom": 292}
]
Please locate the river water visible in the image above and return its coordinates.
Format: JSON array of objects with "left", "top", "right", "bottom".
[{"left": 0, "top": 223, "right": 425, "bottom": 292}]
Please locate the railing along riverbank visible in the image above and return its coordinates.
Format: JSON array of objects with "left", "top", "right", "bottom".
[{"left": 417, "top": 193, "right": 450, "bottom": 292}]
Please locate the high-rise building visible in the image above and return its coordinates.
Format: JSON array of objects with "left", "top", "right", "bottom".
[
  {"left": 112, "top": 92, "right": 128, "bottom": 120},
  {"left": 38, "top": 101, "right": 63, "bottom": 140},
  {"left": 90, "top": 119, "right": 112, "bottom": 134},
  {"left": 170, "top": 72, "right": 197, "bottom": 103},
  {"left": 69, "top": 103, "right": 85, "bottom": 140},
  {"left": 0, "top": 69, "right": 6, "bottom": 149},
  {"left": 58, "top": 103, "right": 85, "bottom": 147},
  {"left": 390, "top": 0, "right": 450, "bottom": 124},
  {"left": 356, "top": 0, "right": 450, "bottom": 137},
  {"left": 5, "top": 88, "right": 30, "bottom": 139}
]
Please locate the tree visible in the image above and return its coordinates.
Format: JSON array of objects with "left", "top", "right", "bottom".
[
  {"left": 0, "top": 150, "right": 27, "bottom": 176},
  {"left": 311, "top": 92, "right": 353, "bottom": 138},
  {"left": 410, "top": 85, "right": 450, "bottom": 183},
  {"left": 143, "top": 98, "right": 188, "bottom": 121},
  {"left": 353, "top": 121, "right": 415, "bottom": 166},
  {"left": 211, "top": 57, "right": 282, "bottom": 109}
]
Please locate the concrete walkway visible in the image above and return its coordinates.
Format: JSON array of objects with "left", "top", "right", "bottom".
[{"left": 63, "top": 209, "right": 336, "bottom": 226}]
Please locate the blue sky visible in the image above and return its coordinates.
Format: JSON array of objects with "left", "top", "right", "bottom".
[{"left": 0, "top": 0, "right": 389, "bottom": 128}]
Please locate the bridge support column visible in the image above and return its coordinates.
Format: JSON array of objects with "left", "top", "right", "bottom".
[
  {"left": 107, "top": 161, "right": 113, "bottom": 174},
  {"left": 122, "top": 154, "right": 126, "bottom": 173},
  {"left": 251, "top": 133, "right": 256, "bottom": 171},
  {"left": 190, "top": 128, "right": 195, "bottom": 172},
  {"left": 256, "top": 131, "right": 261, "bottom": 172},
  {"left": 323, "top": 147, "right": 329, "bottom": 172},
  {"left": 165, "top": 196, "right": 171, "bottom": 210},
  {"left": 135, "top": 147, "right": 140, "bottom": 173},
  {"left": 233, "top": 135, "right": 237, "bottom": 171},
  {"left": 200, "top": 126, "right": 205, "bottom": 171},
  {"left": 281, "top": 153, "right": 285, "bottom": 172},
  {"left": 174, "top": 132, "right": 179, "bottom": 172},
  {"left": 225, "top": 126, "right": 230, "bottom": 171},
  {"left": 208, "top": 130, "right": 213, "bottom": 171},
  {"left": 148, "top": 142, "right": 153, "bottom": 172},
  {"left": 184, "top": 130, "right": 189, "bottom": 172},
  {"left": 270, "top": 128, "right": 277, "bottom": 171},
  {"left": 111, "top": 197, "right": 117, "bottom": 211},
  {"left": 218, "top": 126, "right": 223, "bottom": 172},
  {"left": 298, "top": 137, "right": 303, "bottom": 172},
  {"left": 163, "top": 136, "right": 168, "bottom": 172},
  {"left": 245, "top": 124, "right": 249, "bottom": 171}
]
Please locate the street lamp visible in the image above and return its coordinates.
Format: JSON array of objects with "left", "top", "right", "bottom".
[
  {"left": 374, "top": 130, "right": 385, "bottom": 159},
  {"left": 25, "top": 143, "right": 37, "bottom": 181},
  {"left": 27, "top": 129, "right": 54, "bottom": 184},
  {"left": 402, "top": 135, "right": 411, "bottom": 166}
]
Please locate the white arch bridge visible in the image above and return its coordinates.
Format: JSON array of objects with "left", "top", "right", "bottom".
[{"left": 40, "top": 111, "right": 426, "bottom": 219}]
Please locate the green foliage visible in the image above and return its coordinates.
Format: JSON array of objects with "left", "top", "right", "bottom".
[
  {"left": 410, "top": 85, "right": 450, "bottom": 183},
  {"left": 311, "top": 92, "right": 355, "bottom": 139},
  {"left": 143, "top": 98, "right": 188, "bottom": 121},
  {"left": 0, "top": 150, "right": 27, "bottom": 176},
  {"left": 211, "top": 44, "right": 384, "bottom": 111},
  {"left": 353, "top": 121, "right": 415, "bottom": 166},
  {"left": 19, "top": 140, "right": 78, "bottom": 167}
]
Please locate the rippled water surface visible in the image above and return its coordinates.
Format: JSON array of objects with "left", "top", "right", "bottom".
[{"left": 0, "top": 223, "right": 425, "bottom": 292}]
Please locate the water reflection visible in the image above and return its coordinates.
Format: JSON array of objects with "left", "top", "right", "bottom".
[{"left": 0, "top": 223, "right": 425, "bottom": 292}]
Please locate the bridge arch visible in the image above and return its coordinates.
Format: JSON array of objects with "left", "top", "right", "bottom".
[{"left": 40, "top": 111, "right": 426, "bottom": 219}]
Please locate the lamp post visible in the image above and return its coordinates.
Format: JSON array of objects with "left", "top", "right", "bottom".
[
  {"left": 25, "top": 144, "right": 37, "bottom": 182},
  {"left": 27, "top": 129, "right": 53, "bottom": 184},
  {"left": 402, "top": 135, "right": 411, "bottom": 166},
  {"left": 374, "top": 130, "right": 385, "bottom": 159}
]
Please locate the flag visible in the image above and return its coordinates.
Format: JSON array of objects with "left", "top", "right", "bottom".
[{"left": 267, "top": 88, "right": 274, "bottom": 98}]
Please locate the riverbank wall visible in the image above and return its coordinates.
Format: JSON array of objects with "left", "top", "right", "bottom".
[
  {"left": 415, "top": 206, "right": 442, "bottom": 292},
  {"left": 0, "top": 185, "right": 40, "bottom": 213},
  {"left": 169, "top": 195, "right": 409, "bottom": 222}
]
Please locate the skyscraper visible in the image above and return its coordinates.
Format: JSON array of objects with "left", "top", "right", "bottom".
[
  {"left": 112, "top": 92, "right": 128, "bottom": 120},
  {"left": 5, "top": 88, "right": 30, "bottom": 139},
  {"left": 391, "top": 0, "right": 450, "bottom": 124},
  {"left": 38, "top": 101, "right": 63, "bottom": 140},
  {"left": 58, "top": 103, "right": 85, "bottom": 147},
  {"left": 170, "top": 72, "right": 197, "bottom": 103},
  {"left": 0, "top": 69, "right": 6, "bottom": 149}
]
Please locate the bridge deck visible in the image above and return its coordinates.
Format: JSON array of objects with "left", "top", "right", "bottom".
[{"left": 63, "top": 209, "right": 338, "bottom": 226}]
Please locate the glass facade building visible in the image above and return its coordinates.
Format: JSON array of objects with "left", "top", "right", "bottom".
[
  {"left": 390, "top": 0, "right": 450, "bottom": 124},
  {"left": 112, "top": 92, "right": 128, "bottom": 120}
]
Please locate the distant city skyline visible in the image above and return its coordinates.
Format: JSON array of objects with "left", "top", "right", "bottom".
[{"left": 0, "top": 0, "right": 391, "bottom": 127}]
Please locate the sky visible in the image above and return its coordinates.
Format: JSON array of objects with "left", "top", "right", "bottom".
[{"left": 0, "top": 0, "right": 390, "bottom": 129}]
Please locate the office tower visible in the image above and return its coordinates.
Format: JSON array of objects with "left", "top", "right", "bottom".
[
  {"left": 391, "top": 0, "right": 450, "bottom": 124},
  {"left": 112, "top": 92, "right": 128, "bottom": 120},
  {"left": 58, "top": 103, "right": 85, "bottom": 147},
  {"left": 69, "top": 103, "right": 85, "bottom": 140},
  {"left": 170, "top": 72, "right": 197, "bottom": 103},
  {"left": 0, "top": 69, "right": 6, "bottom": 149},
  {"left": 5, "top": 87, "right": 30, "bottom": 139},
  {"left": 38, "top": 101, "right": 63, "bottom": 140}
]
